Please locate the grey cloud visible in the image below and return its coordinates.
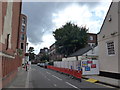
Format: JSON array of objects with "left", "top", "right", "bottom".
[{"left": 22, "top": 2, "right": 100, "bottom": 45}]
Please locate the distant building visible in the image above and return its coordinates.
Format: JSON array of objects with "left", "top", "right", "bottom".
[
  {"left": 18, "top": 14, "right": 27, "bottom": 62},
  {"left": 0, "top": 1, "right": 22, "bottom": 88},
  {"left": 39, "top": 47, "right": 49, "bottom": 55},
  {"left": 87, "top": 33, "right": 97, "bottom": 46},
  {"left": 98, "top": 2, "right": 120, "bottom": 79},
  {"left": 49, "top": 43, "right": 64, "bottom": 61}
]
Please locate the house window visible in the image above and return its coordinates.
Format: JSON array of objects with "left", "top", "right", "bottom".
[
  {"left": 21, "top": 25, "right": 25, "bottom": 32},
  {"left": 22, "top": 17, "right": 26, "bottom": 24},
  {"left": 6, "top": 34, "right": 10, "bottom": 50},
  {"left": 107, "top": 41, "right": 115, "bottom": 55},
  {"left": 21, "top": 43, "right": 24, "bottom": 49},
  {"left": 90, "top": 36, "right": 93, "bottom": 41},
  {"left": 21, "top": 34, "right": 24, "bottom": 40}
]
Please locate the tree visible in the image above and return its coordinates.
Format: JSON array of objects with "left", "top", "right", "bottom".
[
  {"left": 28, "top": 47, "right": 35, "bottom": 61},
  {"left": 28, "top": 47, "right": 34, "bottom": 53},
  {"left": 40, "top": 54, "right": 49, "bottom": 62},
  {"left": 53, "top": 22, "right": 88, "bottom": 56}
]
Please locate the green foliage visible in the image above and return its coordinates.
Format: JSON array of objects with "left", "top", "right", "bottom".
[
  {"left": 17, "top": 49, "right": 23, "bottom": 56},
  {"left": 28, "top": 47, "right": 35, "bottom": 61},
  {"left": 28, "top": 47, "right": 34, "bottom": 53},
  {"left": 29, "top": 53, "right": 35, "bottom": 61},
  {"left": 53, "top": 22, "right": 88, "bottom": 56},
  {"left": 40, "top": 54, "right": 49, "bottom": 62}
]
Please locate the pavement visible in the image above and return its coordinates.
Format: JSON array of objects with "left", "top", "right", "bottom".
[
  {"left": 5, "top": 67, "right": 28, "bottom": 88},
  {"left": 4, "top": 65, "right": 119, "bottom": 89},
  {"left": 83, "top": 75, "right": 120, "bottom": 88}
]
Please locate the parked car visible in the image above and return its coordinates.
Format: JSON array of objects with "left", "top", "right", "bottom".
[
  {"left": 37, "top": 63, "right": 40, "bottom": 66},
  {"left": 38, "top": 62, "right": 48, "bottom": 68},
  {"left": 39, "top": 63, "right": 45, "bottom": 67}
]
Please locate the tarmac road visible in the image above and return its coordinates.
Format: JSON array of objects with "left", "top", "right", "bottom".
[{"left": 26, "top": 65, "right": 116, "bottom": 90}]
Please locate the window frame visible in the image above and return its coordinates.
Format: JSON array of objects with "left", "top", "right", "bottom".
[
  {"left": 22, "top": 17, "right": 26, "bottom": 24},
  {"left": 106, "top": 40, "right": 115, "bottom": 56},
  {"left": 21, "top": 25, "right": 25, "bottom": 32},
  {"left": 21, "top": 43, "right": 24, "bottom": 49},
  {"left": 21, "top": 34, "right": 24, "bottom": 41},
  {"left": 89, "top": 36, "right": 94, "bottom": 41}
]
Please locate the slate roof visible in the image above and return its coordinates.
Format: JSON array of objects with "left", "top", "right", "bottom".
[{"left": 69, "top": 45, "right": 92, "bottom": 57}]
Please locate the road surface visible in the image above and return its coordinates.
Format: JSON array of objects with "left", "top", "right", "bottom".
[{"left": 26, "top": 65, "right": 116, "bottom": 89}]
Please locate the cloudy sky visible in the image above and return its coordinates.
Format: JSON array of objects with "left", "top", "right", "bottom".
[{"left": 22, "top": 0, "right": 112, "bottom": 54}]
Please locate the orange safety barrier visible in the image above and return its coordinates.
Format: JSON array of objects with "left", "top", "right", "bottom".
[
  {"left": 47, "top": 65, "right": 82, "bottom": 79},
  {"left": 76, "top": 70, "right": 82, "bottom": 79}
]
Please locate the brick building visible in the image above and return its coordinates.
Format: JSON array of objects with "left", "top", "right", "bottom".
[
  {"left": 87, "top": 33, "right": 97, "bottom": 46},
  {"left": 49, "top": 43, "right": 64, "bottom": 61},
  {"left": 0, "top": 1, "right": 23, "bottom": 88},
  {"left": 18, "top": 14, "right": 27, "bottom": 63}
]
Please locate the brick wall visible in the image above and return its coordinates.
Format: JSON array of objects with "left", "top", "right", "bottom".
[
  {"left": 87, "top": 33, "right": 97, "bottom": 44},
  {"left": 1, "top": 55, "right": 22, "bottom": 87},
  {"left": 1, "top": 2, "right": 22, "bottom": 56},
  {"left": 2, "top": 56, "right": 22, "bottom": 78},
  {"left": 0, "top": 1, "right": 22, "bottom": 88},
  {"left": 18, "top": 14, "right": 27, "bottom": 57}
]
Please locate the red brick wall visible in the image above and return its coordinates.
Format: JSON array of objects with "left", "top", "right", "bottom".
[
  {"left": 2, "top": 56, "right": 22, "bottom": 78},
  {"left": 0, "top": 55, "right": 22, "bottom": 88},
  {"left": 0, "top": 1, "right": 22, "bottom": 88},
  {"left": 1, "top": 2, "right": 22, "bottom": 55},
  {"left": 87, "top": 33, "right": 97, "bottom": 44},
  {"left": 11, "top": 2, "right": 22, "bottom": 53},
  {"left": 1, "top": 55, "right": 22, "bottom": 88},
  {"left": 18, "top": 14, "right": 27, "bottom": 58}
]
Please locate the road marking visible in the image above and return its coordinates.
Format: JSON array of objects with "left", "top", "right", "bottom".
[
  {"left": 45, "top": 76, "right": 51, "bottom": 81},
  {"left": 65, "top": 82, "right": 78, "bottom": 89},
  {"left": 46, "top": 72, "right": 51, "bottom": 74},
  {"left": 52, "top": 75, "right": 62, "bottom": 81},
  {"left": 53, "top": 84, "right": 57, "bottom": 87}
]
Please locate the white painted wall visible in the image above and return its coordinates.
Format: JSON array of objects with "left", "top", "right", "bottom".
[
  {"left": 98, "top": 2, "right": 119, "bottom": 73},
  {"left": 0, "top": 2, "right": 13, "bottom": 49}
]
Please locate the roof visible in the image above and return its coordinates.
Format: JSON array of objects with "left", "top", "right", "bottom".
[
  {"left": 69, "top": 45, "right": 92, "bottom": 57},
  {"left": 50, "top": 43, "right": 55, "bottom": 48},
  {"left": 87, "top": 33, "right": 97, "bottom": 35}
]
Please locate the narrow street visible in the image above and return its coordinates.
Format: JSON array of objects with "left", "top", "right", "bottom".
[
  {"left": 27, "top": 65, "right": 114, "bottom": 89},
  {"left": 1, "top": 1, "right": 120, "bottom": 89}
]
